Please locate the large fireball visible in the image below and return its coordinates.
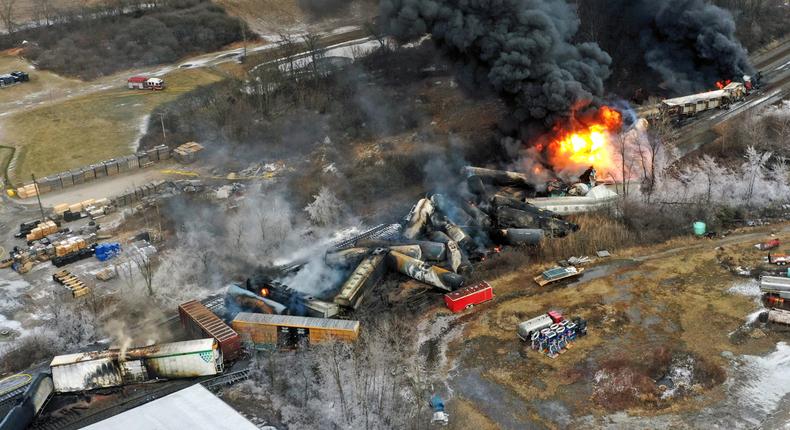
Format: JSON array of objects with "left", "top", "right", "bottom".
[{"left": 545, "top": 106, "right": 623, "bottom": 175}]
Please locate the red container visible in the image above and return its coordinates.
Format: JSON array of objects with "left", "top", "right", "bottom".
[
  {"left": 178, "top": 300, "right": 241, "bottom": 361},
  {"left": 547, "top": 310, "right": 564, "bottom": 323},
  {"left": 444, "top": 282, "right": 494, "bottom": 313}
]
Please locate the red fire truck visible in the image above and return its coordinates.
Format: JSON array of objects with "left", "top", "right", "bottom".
[
  {"left": 127, "top": 76, "right": 165, "bottom": 90},
  {"left": 444, "top": 281, "right": 494, "bottom": 313}
]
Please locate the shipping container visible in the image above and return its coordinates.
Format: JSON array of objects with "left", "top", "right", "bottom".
[
  {"left": 232, "top": 313, "right": 359, "bottom": 348},
  {"left": 50, "top": 339, "right": 222, "bottom": 392},
  {"left": 444, "top": 281, "right": 494, "bottom": 313},
  {"left": 178, "top": 300, "right": 242, "bottom": 361}
]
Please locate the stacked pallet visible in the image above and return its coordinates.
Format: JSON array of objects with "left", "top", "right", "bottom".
[
  {"left": 173, "top": 142, "right": 204, "bottom": 164},
  {"left": 53, "top": 270, "right": 90, "bottom": 298},
  {"left": 15, "top": 184, "right": 39, "bottom": 199},
  {"left": 26, "top": 221, "right": 58, "bottom": 242},
  {"left": 53, "top": 237, "right": 88, "bottom": 257}
]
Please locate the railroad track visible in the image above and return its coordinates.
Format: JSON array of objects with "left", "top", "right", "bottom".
[
  {"left": 330, "top": 223, "right": 402, "bottom": 251},
  {"left": 201, "top": 368, "right": 251, "bottom": 391}
]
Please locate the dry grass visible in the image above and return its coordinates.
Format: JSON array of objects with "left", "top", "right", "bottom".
[
  {"left": 0, "top": 52, "right": 79, "bottom": 108},
  {"left": 538, "top": 212, "right": 637, "bottom": 262},
  {"left": 5, "top": 67, "right": 225, "bottom": 183}
]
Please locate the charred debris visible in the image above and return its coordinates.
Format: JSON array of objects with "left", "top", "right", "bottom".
[{"left": 234, "top": 165, "right": 581, "bottom": 318}]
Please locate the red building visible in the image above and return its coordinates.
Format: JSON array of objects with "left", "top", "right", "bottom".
[{"left": 444, "top": 281, "right": 494, "bottom": 313}]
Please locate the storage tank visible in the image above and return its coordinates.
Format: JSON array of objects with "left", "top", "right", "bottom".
[{"left": 517, "top": 314, "right": 553, "bottom": 341}]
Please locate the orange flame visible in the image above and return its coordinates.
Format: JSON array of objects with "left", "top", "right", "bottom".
[
  {"left": 260, "top": 288, "right": 269, "bottom": 297},
  {"left": 715, "top": 79, "right": 732, "bottom": 90},
  {"left": 545, "top": 106, "right": 623, "bottom": 174}
]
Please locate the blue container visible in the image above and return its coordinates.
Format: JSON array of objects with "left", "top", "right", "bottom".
[
  {"left": 693, "top": 221, "right": 706, "bottom": 236},
  {"left": 95, "top": 243, "right": 122, "bottom": 262}
]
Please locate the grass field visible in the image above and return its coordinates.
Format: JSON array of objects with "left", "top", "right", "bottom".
[
  {"left": 4, "top": 66, "right": 227, "bottom": 184},
  {"left": 0, "top": 52, "right": 80, "bottom": 109}
]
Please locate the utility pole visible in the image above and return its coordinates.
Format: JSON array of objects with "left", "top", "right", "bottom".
[
  {"left": 31, "top": 173, "right": 46, "bottom": 221},
  {"left": 159, "top": 112, "right": 167, "bottom": 144}
]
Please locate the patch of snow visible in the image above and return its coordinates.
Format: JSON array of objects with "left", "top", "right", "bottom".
[{"left": 728, "top": 279, "right": 761, "bottom": 298}]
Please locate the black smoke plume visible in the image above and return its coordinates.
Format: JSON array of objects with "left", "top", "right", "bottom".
[
  {"left": 380, "top": 0, "right": 612, "bottom": 127},
  {"left": 634, "top": 0, "right": 754, "bottom": 94},
  {"left": 580, "top": 0, "right": 754, "bottom": 96}
]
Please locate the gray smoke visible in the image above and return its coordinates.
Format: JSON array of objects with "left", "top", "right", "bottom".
[
  {"left": 380, "top": 0, "right": 612, "bottom": 126},
  {"left": 636, "top": 0, "right": 754, "bottom": 93}
]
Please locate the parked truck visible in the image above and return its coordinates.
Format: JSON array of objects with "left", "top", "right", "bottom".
[{"left": 0, "top": 71, "right": 29, "bottom": 88}]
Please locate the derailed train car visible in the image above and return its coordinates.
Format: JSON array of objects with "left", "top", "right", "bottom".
[
  {"left": 49, "top": 339, "right": 223, "bottom": 393},
  {"left": 0, "top": 373, "right": 54, "bottom": 430}
]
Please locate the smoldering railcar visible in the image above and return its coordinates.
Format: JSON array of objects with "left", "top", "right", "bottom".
[
  {"left": 333, "top": 250, "right": 387, "bottom": 309},
  {"left": 50, "top": 339, "right": 223, "bottom": 393},
  {"left": 0, "top": 373, "right": 53, "bottom": 430},
  {"left": 231, "top": 312, "right": 359, "bottom": 348}
]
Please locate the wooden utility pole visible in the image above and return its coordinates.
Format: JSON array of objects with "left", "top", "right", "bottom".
[{"left": 31, "top": 173, "right": 46, "bottom": 221}]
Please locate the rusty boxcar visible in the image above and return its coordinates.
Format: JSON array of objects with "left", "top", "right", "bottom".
[
  {"left": 231, "top": 313, "right": 359, "bottom": 348},
  {"left": 178, "top": 300, "right": 242, "bottom": 361}
]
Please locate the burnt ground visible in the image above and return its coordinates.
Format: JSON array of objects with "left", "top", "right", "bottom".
[{"left": 411, "top": 225, "right": 790, "bottom": 429}]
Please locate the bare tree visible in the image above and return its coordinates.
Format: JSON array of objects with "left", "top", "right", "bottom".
[
  {"left": 742, "top": 145, "right": 772, "bottom": 205},
  {"left": 0, "top": 0, "right": 17, "bottom": 34},
  {"left": 132, "top": 252, "right": 156, "bottom": 296}
]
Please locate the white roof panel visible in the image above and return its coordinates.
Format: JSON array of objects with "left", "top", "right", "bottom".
[{"left": 82, "top": 384, "right": 258, "bottom": 430}]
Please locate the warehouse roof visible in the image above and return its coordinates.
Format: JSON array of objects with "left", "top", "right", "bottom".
[
  {"left": 82, "top": 384, "right": 258, "bottom": 430},
  {"left": 233, "top": 312, "right": 360, "bottom": 332}
]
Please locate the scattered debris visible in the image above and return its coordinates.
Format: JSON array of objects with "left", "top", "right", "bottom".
[
  {"left": 534, "top": 266, "right": 584, "bottom": 287},
  {"left": 596, "top": 250, "right": 611, "bottom": 258}
]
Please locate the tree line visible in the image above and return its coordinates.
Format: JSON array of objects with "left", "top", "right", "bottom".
[{"left": 0, "top": 0, "right": 248, "bottom": 79}]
